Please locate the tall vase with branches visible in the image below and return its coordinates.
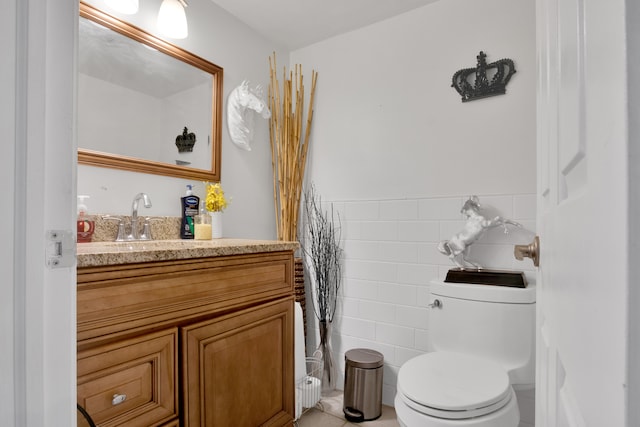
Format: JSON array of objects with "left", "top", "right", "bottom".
[
  {"left": 268, "top": 54, "right": 318, "bottom": 358},
  {"left": 268, "top": 53, "right": 318, "bottom": 242},
  {"left": 302, "top": 185, "right": 343, "bottom": 394}
]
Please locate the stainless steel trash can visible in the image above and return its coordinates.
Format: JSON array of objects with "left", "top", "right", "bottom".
[{"left": 343, "top": 348, "right": 384, "bottom": 422}]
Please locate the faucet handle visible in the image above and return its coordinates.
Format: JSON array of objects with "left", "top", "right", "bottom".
[
  {"left": 139, "top": 217, "right": 161, "bottom": 241},
  {"left": 102, "top": 215, "right": 127, "bottom": 242}
]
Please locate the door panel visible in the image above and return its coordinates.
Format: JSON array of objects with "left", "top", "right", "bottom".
[
  {"left": 536, "top": 0, "right": 629, "bottom": 425},
  {"left": 557, "top": 0, "right": 586, "bottom": 201},
  {"left": 181, "top": 298, "right": 294, "bottom": 426}
]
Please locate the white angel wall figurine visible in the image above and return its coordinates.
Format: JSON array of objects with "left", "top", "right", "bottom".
[
  {"left": 226, "top": 80, "right": 271, "bottom": 151},
  {"left": 438, "top": 196, "right": 521, "bottom": 269}
]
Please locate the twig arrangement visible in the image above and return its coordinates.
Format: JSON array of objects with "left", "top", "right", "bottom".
[
  {"left": 268, "top": 53, "right": 318, "bottom": 241},
  {"left": 302, "top": 185, "right": 342, "bottom": 323}
]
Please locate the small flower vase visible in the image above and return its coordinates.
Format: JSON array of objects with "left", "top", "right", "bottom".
[
  {"left": 317, "top": 320, "right": 336, "bottom": 394},
  {"left": 210, "top": 211, "right": 223, "bottom": 238}
]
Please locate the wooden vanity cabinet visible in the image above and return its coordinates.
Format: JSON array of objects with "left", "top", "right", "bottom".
[{"left": 77, "top": 251, "right": 295, "bottom": 427}]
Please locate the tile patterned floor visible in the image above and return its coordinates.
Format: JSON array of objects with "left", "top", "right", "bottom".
[{"left": 296, "top": 391, "right": 400, "bottom": 427}]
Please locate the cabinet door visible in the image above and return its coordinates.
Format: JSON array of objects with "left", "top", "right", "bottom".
[
  {"left": 182, "top": 298, "right": 294, "bottom": 426},
  {"left": 77, "top": 329, "right": 178, "bottom": 427}
]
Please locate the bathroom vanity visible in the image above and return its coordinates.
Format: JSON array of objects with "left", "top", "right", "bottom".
[{"left": 76, "top": 239, "right": 298, "bottom": 426}]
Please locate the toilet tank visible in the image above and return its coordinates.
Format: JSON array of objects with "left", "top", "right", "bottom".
[{"left": 428, "top": 280, "right": 536, "bottom": 388}]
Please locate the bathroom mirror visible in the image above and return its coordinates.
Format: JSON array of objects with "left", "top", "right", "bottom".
[{"left": 78, "top": 2, "right": 223, "bottom": 181}]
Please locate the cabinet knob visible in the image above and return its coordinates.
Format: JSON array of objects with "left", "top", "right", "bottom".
[{"left": 112, "top": 393, "right": 127, "bottom": 406}]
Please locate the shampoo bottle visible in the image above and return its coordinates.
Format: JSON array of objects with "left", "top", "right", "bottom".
[
  {"left": 180, "top": 185, "right": 199, "bottom": 239},
  {"left": 77, "top": 195, "right": 95, "bottom": 243}
]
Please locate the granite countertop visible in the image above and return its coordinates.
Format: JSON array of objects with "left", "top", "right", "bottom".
[{"left": 76, "top": 239, "right": 300, "bottom": 268}]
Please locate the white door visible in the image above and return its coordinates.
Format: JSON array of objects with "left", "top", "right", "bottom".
[
  {"left": 535, "top": 0, "right": 629, "bottom": 425},
  {"left": 1, "top": 0, "right": 77, "bottom": 425}
]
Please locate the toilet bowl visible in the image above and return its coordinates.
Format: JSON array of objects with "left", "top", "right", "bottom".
[
  {"left": 395, "top": 352, "right": 519, "bottom": 426},
  {"left": 395, "top": 281, "right": 535, "bottom": 427}
]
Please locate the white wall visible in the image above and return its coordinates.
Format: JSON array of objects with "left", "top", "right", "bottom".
[
  {"left": 292, "top": 0, "right": 536, "bottom": 200},
  {"left": 291, "top": 0, "right": 536, "bottom": 423},
  {"left": 79, "top": 0, "right": 287, "bottom": 239}
]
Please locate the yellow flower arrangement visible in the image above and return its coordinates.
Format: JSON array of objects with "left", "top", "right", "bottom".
[{"left": 204, "top": 182, "right": 229, "bottom": 212}]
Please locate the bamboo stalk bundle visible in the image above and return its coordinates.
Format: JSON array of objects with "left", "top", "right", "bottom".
[{"left": 268, "top": 53, "right": 318, "bottom": 241}]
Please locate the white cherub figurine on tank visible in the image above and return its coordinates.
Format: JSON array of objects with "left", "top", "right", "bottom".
[{"left": 438, "top": 196, "right": 521, "bottom": 270}]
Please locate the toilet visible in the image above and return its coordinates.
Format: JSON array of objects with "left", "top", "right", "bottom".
[{"left": 395, "top": 280, "right": 535, "bottom": 427}]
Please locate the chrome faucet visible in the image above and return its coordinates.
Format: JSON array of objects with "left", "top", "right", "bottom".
[{"left": 127, "top": 193, "right": 152, "bottom": 240}]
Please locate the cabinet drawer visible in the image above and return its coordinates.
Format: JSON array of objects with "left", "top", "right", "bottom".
[
  {"left": 77, "top": 252, "right": 293, "bottom": 343},
  {"left": 77, "top": 329, "right": 177, "bottom": 427}
]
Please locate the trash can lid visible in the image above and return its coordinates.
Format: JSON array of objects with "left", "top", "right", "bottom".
[{"left": 345, "top": 348, "right": 384, "bottom": 369}]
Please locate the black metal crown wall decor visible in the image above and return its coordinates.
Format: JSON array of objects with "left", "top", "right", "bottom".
[
  {"left": 175, "top": 126, "right": 196, "bottom": 152},
  {"left": 451, "top": 51, "right": 516, "bottom": 102}
]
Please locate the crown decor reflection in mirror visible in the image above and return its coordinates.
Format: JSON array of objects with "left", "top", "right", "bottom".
[
  {"left": 78, "top": 1, "right": 223, "bottom": 181},
  {"left": 175, "top": 126, "right": 196, "bottom": 153}
]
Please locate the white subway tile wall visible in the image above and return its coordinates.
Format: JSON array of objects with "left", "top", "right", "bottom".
[{"left": 304, "top": 193, "right": 536, "bottom": 426}]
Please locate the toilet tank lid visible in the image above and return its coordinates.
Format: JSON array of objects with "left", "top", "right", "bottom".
[{"left": 430, "top": 280, "right": 536, "bottom": 304}]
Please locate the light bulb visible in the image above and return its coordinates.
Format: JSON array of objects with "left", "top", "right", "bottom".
[
  {"left": 157, "top": 0, "right": 188, "bottom": 39},
  {"left": 104, "top": 0, "right": 139, "bottom": 14}
]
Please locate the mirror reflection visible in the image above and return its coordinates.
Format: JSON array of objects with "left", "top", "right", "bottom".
[{"left": 78, "top": 2, "right": 223, "bottom": 181}]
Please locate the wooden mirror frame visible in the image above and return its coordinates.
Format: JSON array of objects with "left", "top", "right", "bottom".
[{"left": 78, "top": 2, "right": 223, "bottom": 181}]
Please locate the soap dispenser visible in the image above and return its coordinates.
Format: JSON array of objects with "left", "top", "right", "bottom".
[{"left": 77, "top": 195, "right": 95, "bottom": 243}]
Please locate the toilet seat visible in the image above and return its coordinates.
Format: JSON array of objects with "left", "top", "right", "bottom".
[
  {"left": 394, "top": 390, "right": 519, "bottom": 427},
  {"left": 397, "top": 352, "right": 513, "bottom": 420}
]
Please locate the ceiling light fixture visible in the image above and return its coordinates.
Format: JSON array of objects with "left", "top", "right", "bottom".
[
  {"left": 104, "top": 0, "right": 139, "bottom": 15},
  {"left": 157, "top": 0, "right": 189, "bottom": 39}
]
